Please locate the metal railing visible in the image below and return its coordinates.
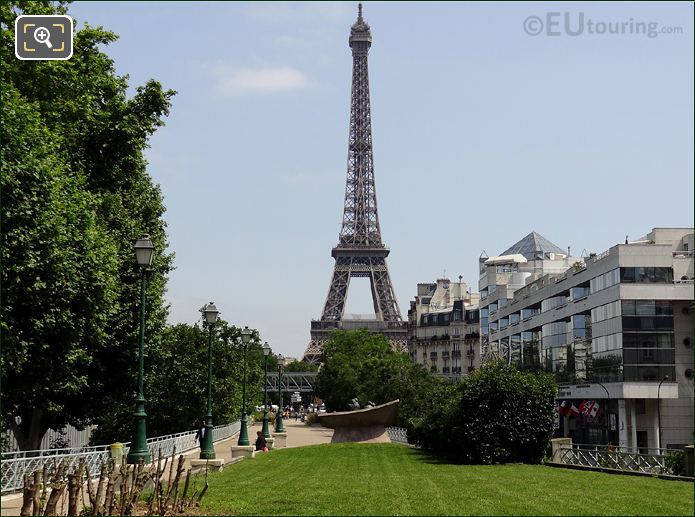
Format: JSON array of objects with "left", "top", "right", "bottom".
[
  {"left": 386, "top": 427, "right": 408, "bottom": 445},
  {"left": 559, "top": 443, "right": 668, "bottom": 475},
  {"left": 2, "top": 443, "right": 111, "bottom": 461},
  {"left": 1, "top": 420, "right": 241, "bottom": 494}
]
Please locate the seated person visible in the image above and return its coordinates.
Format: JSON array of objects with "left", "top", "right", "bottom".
[{"left": 255, "top": 430, "right": 267, "bottom": 451}]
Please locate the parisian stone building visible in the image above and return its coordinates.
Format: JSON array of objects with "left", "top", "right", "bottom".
[
  {"left": 479, "top": 228, "right": 694, "bottom": 452},
  {"left": 407, "top": 278, "right": 480, "bottom": 379}
]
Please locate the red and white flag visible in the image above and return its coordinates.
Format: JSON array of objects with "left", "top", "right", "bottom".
[
  {"left": 589, "top": 401, "right": 600, "bottom": 418},
  {"left": 558, "top": 400, "right": 569, "bottom": 416}
]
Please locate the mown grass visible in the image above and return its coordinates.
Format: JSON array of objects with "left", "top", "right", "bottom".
[{"left": 200, "top": 443, "right": 693, "bottom": 516}]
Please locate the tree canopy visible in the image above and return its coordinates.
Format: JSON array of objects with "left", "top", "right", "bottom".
[
  {"left": 1, "top": 1, "right": 175, "bottom": 449},
  {"left": 315, "top": 330, "right": 441, "bottom": 426},
  {"left": 408, "top": 360, "right": 558, "bottom": 464},
  {"left": 90, "top": 321, "right": 273, "bottom": 444}
]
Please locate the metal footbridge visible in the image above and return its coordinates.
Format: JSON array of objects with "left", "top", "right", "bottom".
[{"left": 265, "top": 372, "right": 317, "bottom": 393}]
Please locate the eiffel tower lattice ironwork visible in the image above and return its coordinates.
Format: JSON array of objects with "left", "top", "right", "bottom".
[{"left": 303, "top": 4, "right": 407, "bottom": 364}]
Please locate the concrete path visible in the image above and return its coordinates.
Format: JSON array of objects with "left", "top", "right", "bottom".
[
  {"left": 0, "top": 420, "right": 334, "bottom": 516},
  {"left": 282, "top": 419, "right": 333, "bottom": 448}
]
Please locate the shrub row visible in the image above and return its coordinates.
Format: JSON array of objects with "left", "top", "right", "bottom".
[{"left": 407, "top": 360, "right": 557, "bottom": 464}]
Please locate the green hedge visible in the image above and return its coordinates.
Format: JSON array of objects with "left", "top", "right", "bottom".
[{"left": 407, "top": 360, "right": 557, "bottom": 464}]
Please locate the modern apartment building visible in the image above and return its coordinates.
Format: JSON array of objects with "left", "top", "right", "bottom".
[
  {"left": 480, "top": 228, "right": 694, "bottom": 451},
  {"left": 479, "top": 231, "right": 583, "bottom": 363},
  {"left": 407, "top": 278, "right": 480, "bottom": 378}
]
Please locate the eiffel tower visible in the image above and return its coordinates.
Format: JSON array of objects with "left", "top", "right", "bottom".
[{"left": 303, "top": 4, "right": 407, "bottom": 364}]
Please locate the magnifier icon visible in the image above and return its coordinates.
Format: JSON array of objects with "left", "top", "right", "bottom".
[{"left": 33, "top": 26, "right": 53, "bottom": 48}]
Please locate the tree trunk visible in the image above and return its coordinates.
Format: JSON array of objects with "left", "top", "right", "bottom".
[{"left": 11, "top": 409, "right": 47, "bottom": 451}]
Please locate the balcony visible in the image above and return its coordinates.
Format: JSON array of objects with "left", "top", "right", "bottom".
[
  {"left": 442, "top": 367, "right": 450, "bottom": 374},
  {"left": 464, "top": 332, "right": 480, "bottom": 340},
  {"left": 466, "top": 348, "right": 475, "bottom": 357},
  {"left": 430, "top": 351, "right": 438, "bottom": 358},
  {"left": 451, "top": 350, "right": 462, "bottom": 358},
  {"left": 467, "top": 366, "right": 475, "bottom": 373},
  {"left": 442, "top": 351, "right": 450, "bottom": 358}
]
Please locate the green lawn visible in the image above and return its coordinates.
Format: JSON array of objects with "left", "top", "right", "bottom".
[{"left": 200, "top": 443, "right": 693, "bottom": 516}]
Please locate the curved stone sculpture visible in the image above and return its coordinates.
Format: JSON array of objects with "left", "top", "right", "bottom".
[{"left": 318, "top": 400, "right": 399, "bottom": 443}]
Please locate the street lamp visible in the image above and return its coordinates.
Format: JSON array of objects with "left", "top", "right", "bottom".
[
  {"left": 594, "top": 380, "right": 611, "bottom": 444},
  {"left": 127, "top": 234, "right": 155, "bottom": 464},
  {"left": 238, "top": 326, "right": 253, "bottom": 446},
  {"left": 276, "top": 354, "right": 286, "bottom": 433},
  {"left": 657, "top": 375, "right": 669, "bottom": 451},
  {"left": 199, "top": 302, "right": 219, "bottom": 459},
  {"left": 262, "top": 342, "right": 272, "bottom": 439},
  {"left": 587, "top": 356, "right": 612, "bottom": 445}
]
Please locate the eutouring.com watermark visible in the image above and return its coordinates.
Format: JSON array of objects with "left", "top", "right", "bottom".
[{"left": 523, "top": 12, "right": 683, "bottom": 38}]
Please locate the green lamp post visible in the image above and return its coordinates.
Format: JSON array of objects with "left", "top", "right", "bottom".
[
  {"left": 127, "top": 234, "right": 155, "bottom": 465},
  {"left": 276, "top": 354, "right": 286, "bottom": 433},
  {"left": 261, "top": 342, "right": 272, "bottom": 439},
  {"left": 199, "top": 302, "right": 220, "bottom": 459},
  {"left": 237, "top": 326, "right": 253, "bottom": 446}
]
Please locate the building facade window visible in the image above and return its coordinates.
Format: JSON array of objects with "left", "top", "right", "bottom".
[
  {"left": 622, "top": 299, "right": 675, "bottom": 381},
  {"left": 570, "top": 286, "right": 590, "bottom": 300},
  {"left": 571, "top": 314, "right": 591, "bottom": 340},
  {"left": 480, "top": 307, "right": 489, "bottom": 336},
  {"left": 590, "top": 269, "right": 620, "bottom": 293},
  {"left": 620, "top": 267, "right": 674, "bottom": 284},
  {"left": 521, "top": 307, "right": 539, "bottom": 320},
  {"left": 592, "top": 300, "right": 621, "bottom": 323},
  {"left": 542, "top": 321, "right": 567, "bottom": 349},
  {"left": 542, "top": 296, "right": 566, "bottom": 312}
]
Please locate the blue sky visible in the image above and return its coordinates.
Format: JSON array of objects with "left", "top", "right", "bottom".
[{"left": 69, "top": 1, "right": 694, "bottom": 358}]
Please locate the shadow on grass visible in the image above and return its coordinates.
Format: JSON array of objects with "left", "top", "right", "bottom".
[{"left": 406, "top": 446, "right": 460, "bottom": 465}]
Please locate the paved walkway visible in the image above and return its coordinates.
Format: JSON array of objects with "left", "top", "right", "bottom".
[{"left": 0, "top": 420, "right": 333, "bottom": 516}]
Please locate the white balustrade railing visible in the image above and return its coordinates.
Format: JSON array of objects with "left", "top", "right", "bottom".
[
  {"left": 386, "top": 427, "right": 408, "bottom": 445},
  {"left": 1, "top": 420, "right": 241, "bottom": 494},
  {"left": 559, "top": 444, "right": 668, "bottom": 475}
]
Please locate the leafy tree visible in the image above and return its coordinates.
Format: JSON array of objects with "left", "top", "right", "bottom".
[
  {"left": 408, "top": 360, "right": 557, "bottom": 464},
  {"left": 315, "top": 330, "right": 441, "bottom": 426},
  {"left": 1, "top": 84, "right": 119, "bottom": 449},
  {"left": 1, "top": 1, "right": 175, "bottom": 448},
  {"left": 90, "top": 321, "right": 271, "bottom": 444}
]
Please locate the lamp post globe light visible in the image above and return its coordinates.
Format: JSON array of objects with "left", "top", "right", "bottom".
[
  {"left": 237, "top": 326, "right": 253, "bottom": 446},
  {"left": 276, "top": 354, "right": 286, "bottom": 433},
  {"left": 127, "top": 235, "right": 155, "bottom": 464},
  {"left": 262, "top": 342, "right": 272, "bottom": 439},
  {"left": 199, "top": 302, "right": 220, "bottom": 459}
]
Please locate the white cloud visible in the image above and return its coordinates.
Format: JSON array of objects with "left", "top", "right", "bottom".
[{"left": 213, "top": 64, "right": 309, "bottom": 96}]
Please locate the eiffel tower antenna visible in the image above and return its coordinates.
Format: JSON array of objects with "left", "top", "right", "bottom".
[{"left": 303, "top": 4, "right": 407, "bottom": 363}]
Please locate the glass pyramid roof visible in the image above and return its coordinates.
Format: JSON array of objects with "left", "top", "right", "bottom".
[{"left": 500, "top": 231, "right": 566, "bottom": 260}]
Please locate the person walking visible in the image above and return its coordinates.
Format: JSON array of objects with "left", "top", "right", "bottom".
[{"left": 194, "top": 420, "right": 205, "bottom": 450}]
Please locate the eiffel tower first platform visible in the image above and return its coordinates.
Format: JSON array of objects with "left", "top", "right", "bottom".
[{"left": 303, "top": 4, "right": 407, "bottom": 364}]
